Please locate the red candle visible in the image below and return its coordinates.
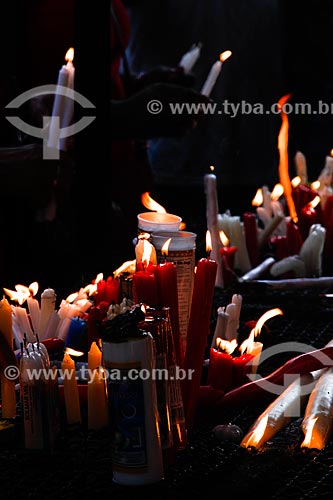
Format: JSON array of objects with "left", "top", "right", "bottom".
[
  {"left": 298, "top": 196, "right": 322, "bottom": 241},
  {"left": 133, "top": 269, "right": 159, "bottom": 306},
  {"left": 207, "top": 346, "right": 234, "bottom": 392},
  {"left": 95, "top": 278, "right": 106, "bottom": 304},
  {"left": 243, "top": 212, "right": 260, "bottom": 267},
  {"left": 270, "top": 235, "right": 288, "bottom": 261},
  {"left": 155, "top": 258, "right": 183, "bottom": 368},
  {"left": 231, "top": 353, "right": 254, "bottom": 389},
  {"left": 220, "top": 245, "right": 237, "bottom": 270},
  {"left": 104, "top": 276, "right": 120, "bottom": 305},
  {"left": 183, "top": 231, "right": 217, "bottom": 433},
  {"left": 322, "top": 194, "right": 333, "bottom": 229},
  {"left": 286, "top": 219, "right": 303, "bottom": 255}
]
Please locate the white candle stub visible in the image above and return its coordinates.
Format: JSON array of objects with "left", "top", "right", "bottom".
[{"left": 179, "top": 43, "right": 202, "bottom": 74}]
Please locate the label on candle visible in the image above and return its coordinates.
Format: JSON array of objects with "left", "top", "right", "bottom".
[
  {"left": 157, "top": 249, "right": 195, "bottom": 347},
  {"left": 107, "top": 362, "right": 148, "bottom": 472},
  {"left": 152, "top": 231, "right": 196, "bottom": 349}
]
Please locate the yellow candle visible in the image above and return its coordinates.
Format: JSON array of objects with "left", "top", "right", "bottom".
[
  {"left": 88, "top": 367, "right": 109, "bottom": 430},
  {"left": 88, "top": 341, "right": 102, "bottom": 373},
  {"left": 0, "top": 298, "right": 16, "bottom": 418},
  {"left": 61, "top": 352, "right": 81, "bottom": 425}
]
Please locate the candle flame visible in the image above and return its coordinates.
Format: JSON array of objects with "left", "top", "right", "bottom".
[
  {"left": 252, "top": 188, "right": 264, "bottom": 207},
  {"left": 4, "top": 285, "right": 31, "bottom": 305},
  {"left": 65, "top": 347, "right": 84, "bottom": 357},
  {"left": 330, "top": 149, "right": 333, "bottom": 157},
  {"left": 308, "top": 195, "right": 321, "bottom": 209},
  {"left": 65, "top": 47, "right": 74, "bottom": 63},
  {"left": 216, "top": 337, "right": 238, "bottom": 355},
  {"left": 301, "top": 417, "right": 318, "bottom": 448},
  {"left": 277, "top": 94, "right": 298, "bottom": 222},
  {"left": 210, "top": 165, "right": 215, "bottom": 172},
  {"left": 311, "top": 180, "right": 321, "bottom": 191},
  {"left": 161, "top": 238, "right": 172, "bottom": 257},
  {"left": 220, "top": 50, "right": 232, "bottom": 62},
  {"left": 94, "top": 273, "right": 104, "bottom": 284},
  {"left": 219, "top": 230, "right": 230, "bottom": 247},
  {"left": 254, "top": 308, "right": 283, "bottom": 337},
  {"left": 270, "top": 183, "right": 284, "bottom": 201},
  {"left": 142, "top": 239, "right": 153, "bottom": 267},
  {"left": 239, "top": 330, "right": 255, "bottom": 355},
  {"left": 242, "top": 413, "right": 268, "bottom": 449},
  {"left": 83, "top": 284, "right": 97, "bottom": 296},
  {"left": 141, "top": 192, "right": 167, "bottom": 213},
  {"left": 113, "top": 259, "right": 136, "bottom": 278},
  {"left": 28, "top": 282, "right": 39, "bottom": 296},
  {"left": 206, "top": 230, "right": 212, "bottom": 253},
  {"left": 179, "top": 222, "right": 186, "bottom": 230},
  {"left": 291, "top": 176, "right": 301, "bottom": 188},
  {"left": 66, "top": 292, "right": 79, "bottom": 303}
]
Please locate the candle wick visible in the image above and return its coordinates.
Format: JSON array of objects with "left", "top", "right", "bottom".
[
  {"left": 20, "top": 342, "right": 24, "bottom": 357},
  {"left": 36, "top": 333, "right": 40, "bottom": 349},
  {"left": 207, "top": 250, "right": 211, "bottom": 259}
]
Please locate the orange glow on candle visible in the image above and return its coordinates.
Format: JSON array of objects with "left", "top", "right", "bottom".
[{"left": 220, "top": 50, "right": 232, "bottom": 62}]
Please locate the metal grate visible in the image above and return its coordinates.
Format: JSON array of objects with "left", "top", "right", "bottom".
[{"left": 1, "top": 284, "right": 333, "bottom": 499}]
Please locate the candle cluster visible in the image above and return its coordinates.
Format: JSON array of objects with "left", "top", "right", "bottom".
[{"left": 207, "top": 307, "right": 283, "bottom": 394}]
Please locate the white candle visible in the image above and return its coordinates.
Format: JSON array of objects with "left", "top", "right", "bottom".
[
  {"left": 47, "top": 47, "right": 75, "bottom": 151},
  {"left": 179, "top": 43, "right": 202, "bottom": 74},
  {"left": 204, "top": 170, "right": 224, "bottom": 287},
  {"left": 201, "top": 50, "right": 232, "bottom": 97},
  {"left": 38, "top": 288, "right": 56, "bottom": 340},
  {"left": 27, "top": 297, "right": 40, "bottom": 336}
]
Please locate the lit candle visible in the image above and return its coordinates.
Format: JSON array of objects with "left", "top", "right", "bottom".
[
  {"left": 219, "top": 230, "right": 238, "bottom": 287},
  {"left": 155, "top": 238, "right": 183, "bottom": 367},
  {"left": 61, "top": 351, "right": 81, "bottom": 425},
  {"left": 183, "top": 230, "right": 217, "bottom": 432},
  {"left": 204, "top": 167, "right": 224, "bottom": 288},
  {"left": 0, "top": 297, "right": 16, "bottom": 419},
  {"left": 201, "top": 50, "right": 232, "bottom": 97},
  {"left": 301, "top": 367, "right": 333, "bottom": 450},
  {"left": 218, "top": 212, "right": 251, "bottom": 273},
  {"left": 208, "top": 337, "right": 238, "bottom": 392},
  {"left": 298, "top": 195, "right": 322, "bottom": 241},
  {"left": 241, "top": 372, "right": 314, "bottom": 450},
  {"left": 138, "top": 192, "right": 181, "bottom": 234},
  {"left": 133, "top": 242, "right": 158, "bottom": 306},
  {"left": 88, "top": 341, "right": 102, "bottom": 373},
  {"left": 47, "top": 47, "right": 75, "bottom": 152}
]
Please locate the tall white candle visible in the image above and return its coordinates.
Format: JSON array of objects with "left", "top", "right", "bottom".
[
  {"left": 47, "top": 47, "right": 75, "bottom": 151},
  {"left": 201, "top": 50, "right": 232, "bottom": 97},
  {"left": 204, "top": 170, "right": 224, "bottom": 287}
]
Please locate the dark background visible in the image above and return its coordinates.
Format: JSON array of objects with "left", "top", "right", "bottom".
[{"left": 0, "top": 0, "right": 333, "bottom": 294}]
